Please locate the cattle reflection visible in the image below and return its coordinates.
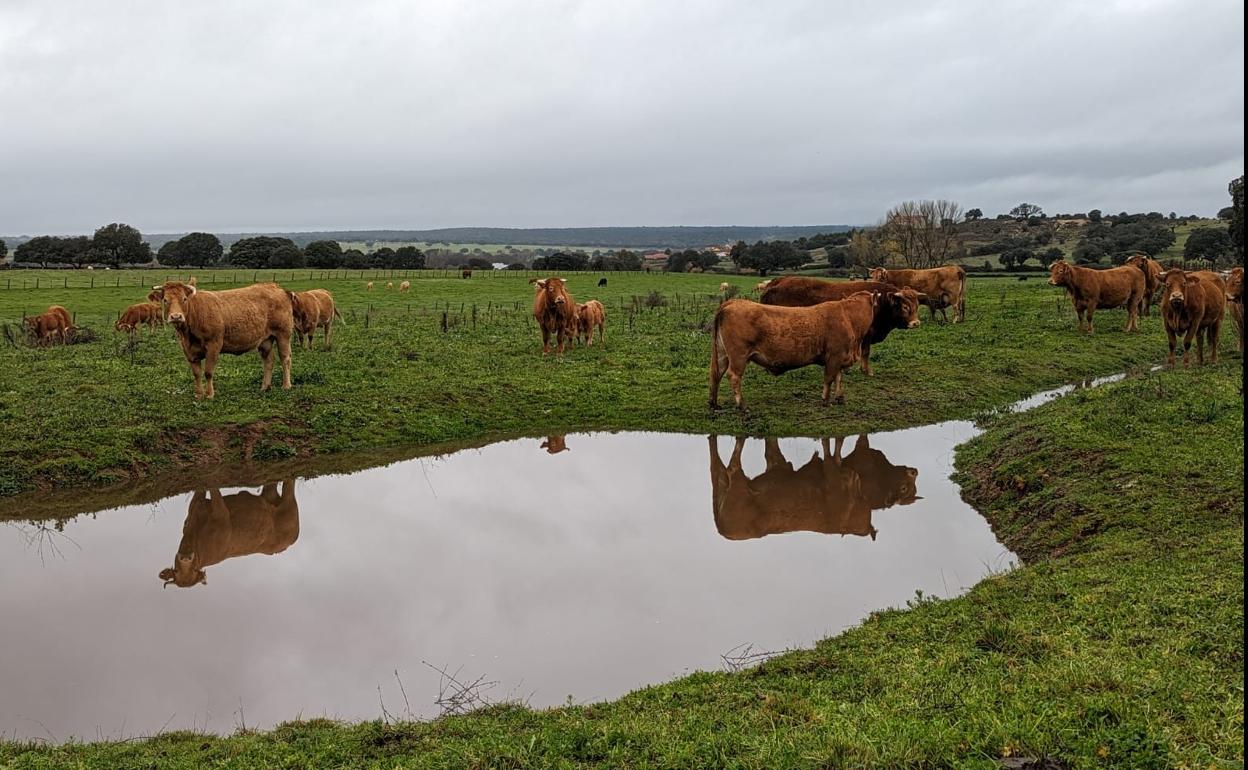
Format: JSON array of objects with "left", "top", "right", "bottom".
[
  {"left": 709, "top": 436, "right": 918, "bottom": 541},
  {"left": 158, "top": 480, "right": 300, "bottom": 588},
  {"left": 540, "top": 435, "right": 570, "bottom": 454}
]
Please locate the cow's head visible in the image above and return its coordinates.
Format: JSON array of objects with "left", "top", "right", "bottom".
[
  {"left": 286, "top": 291, "right": 308, "bottom": 324},
  {"left": 159, "top": 553, "right": 207, "bottom": 588},
  {"left": 892, "top": 466, "right": 920, "bottom": 506},
  {"left": 868, "top": 267, "right": 889, "bottom": 282},
  {"left": 532, "top": 277, "right": 568, "bottom": 307},
  {"left": 1226, "top": 268, "right": 1244, "bottom": 304},
  {"left": 150, "top": 282, "right": 196, "bottom": 325},
  {"left": 1048, "top": 260, "right": 1072, "bottom": 286},
  {"left": 115, "top": 319, "right": 133, "bottom": 333},
  {"left": 877, "top": 288, "right": 924, "bottom": 329},
  {"left": 1161, "top": 269, "right": 1200, "bottom": 306}
]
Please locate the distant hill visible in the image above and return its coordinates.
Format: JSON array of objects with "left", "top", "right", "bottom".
[{"left": 2, "top": 225, "right": 852, "bottom": 252}]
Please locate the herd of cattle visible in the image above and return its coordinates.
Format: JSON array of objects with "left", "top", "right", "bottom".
[{"left": 15, "top": 258, "right": 1245, "bottom": 405}]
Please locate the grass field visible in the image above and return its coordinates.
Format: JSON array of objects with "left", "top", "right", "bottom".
[
  {"left": 1, "top": 362, "right": 1239, "bottom": 768},
  {"left": 0, "top": 270, "right": 1185, "bottom": 503}
]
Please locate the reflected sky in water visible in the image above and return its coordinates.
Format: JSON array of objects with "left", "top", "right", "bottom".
[{"left": 0, "top": 425, "right": 1011, "bottom": 741}]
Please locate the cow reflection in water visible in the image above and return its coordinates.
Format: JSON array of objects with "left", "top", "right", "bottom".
[
  {"left": 709, "top": 436, "right": 918, "bottom": 541},
  {"left": 540, "top": 435, "right": 569, "bottom": 454},
  {"left": 159, "top": 480, "right": 300, "bottom": 588}
]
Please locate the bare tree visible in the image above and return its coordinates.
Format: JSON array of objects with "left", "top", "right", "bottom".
[
  {"left": 846, "top": 229, "right": 889, "bottom": 270},
  {"left": 880, "top": 199, "right": 965, "bottom": 268}
]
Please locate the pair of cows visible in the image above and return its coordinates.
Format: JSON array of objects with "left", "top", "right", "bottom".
[
  {"left": 530, "top": 277, "right": 606, "bottom": 355},
  {"left": 709, "top": 265, "right": 967, "bottom": 411},
  {"left": 1048, "top": 257, "right": 1244, "bottom": 366},
  {"left": 142, "top": 281, "right": 341, "bottom": 400}
]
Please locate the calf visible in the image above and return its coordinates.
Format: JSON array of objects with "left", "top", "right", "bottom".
[
  {"left": 1125, "top": 254, "right": 1164, "bottom": 316},
  {"left": 399, "top": 280, "right": 411, "bottom": 292},
  {"left": 462, "top": 269, "right": 472, "bottom": 279},
  {"left": 1225, "top": 266, "right": 1243, "bottom": 353},
  {"left": 23, "top": 305, "right": 74, "bottom": 346},
  {"left": 597, "top": 277, "right": 608, "bottom": 287},
  {"left": 115, "top": 302, "right": 163, "bottom": 333},
  {"left": 709, "top": 289, "right": 922, "bottom": 410},
  {"left": 530, "top": 277, "right": 575, "bottom": 356},
  {"left": 150, "top": 281, "right": 295, "bottom": 399},
  {"left": 367, "top": 281, "right": 375, "bottom": 290},
  {"left": 287, "top": 288, "right": 343, "bottom": 350},
  {"left": 869, "top": 265, "right": 966, "bottom": 322},
  {"left": 1048, "top": 259, "right": 1145, "bottom": 333},
  {"left": 761, "top": 277, "right": 924, "bottom": 375},
  {"left": 1160, "top": 269, "right": 1225, "bottom": 367},
  {"left": 576, "top": 299, "right": 606, "bottom": 346}
]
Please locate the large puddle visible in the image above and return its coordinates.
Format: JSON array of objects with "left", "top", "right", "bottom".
[{"left": 1, "top": 420, "right": 1016, "bottom": 741}]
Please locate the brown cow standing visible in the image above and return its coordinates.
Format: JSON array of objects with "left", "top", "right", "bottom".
[
  {"left": 159, "top": 480, "right": 300, "bottom": 588},
  {"left": 115, "top": 302, "right": 163, "bottom": 333},
  {"left": 150, "top": 281, "right": 295, "bottom": 399},
  {"left": 869, "top": 265, "right": 966, "bottom": 322},
  {"left": 287, "top": 288, "right": 343, "bottom": 350},
  {"left": 575, "top": 299, "right": 606, "bottom": 346},
  {"left": 1125, "top": 254, "right": 1164, "bottom": 316},
  {"left": 23, "top": 305, "right": 74, "bottom": 346},
  {"left": 760, "top": 277, "right": 921, "bottom": 375},
  {"left": 530, "top": 277, "right": 575, "bottom": 356},
  {"left": 1160, "top": 269, "right": 1225, "bottom": 367},
  {"left": 709, "top": 290, "right": 923, "bottom": 410},
  {"left": 1048, "top": 260, "right": 1145, "bottom": 333},
  {"left": 710, "top": 437, "right": 868, "bottom": 540},
  {"left": 462, "top": 269, "right": 473, "bottom": 279},
  {"left": 1225, "top": 267, "right": 1243, "bottom": 354}
]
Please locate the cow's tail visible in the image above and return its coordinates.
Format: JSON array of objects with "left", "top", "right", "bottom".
[
  {"left": 333, "top": 306, "right": 347, "bottom": 325},
  {"left": 956, "top": 265, "right": 967, "bottom": 321},
  {"left": 709, "top": 304, "right": 729, "bottom": 406}
]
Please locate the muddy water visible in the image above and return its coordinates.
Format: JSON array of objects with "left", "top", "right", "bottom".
[{"left": 1, "top": 424, "right": 1013, "bottom": 741}]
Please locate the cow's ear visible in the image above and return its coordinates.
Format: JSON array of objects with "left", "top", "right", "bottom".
[
  {"left": 198, "top": 572, "right": 207, "bottom": 585},
  {"left": 186, "top": 284, "right": 197, "bottom": 297},
  {"left": 913, "top": 291, "right": 929, "bottom": 303},
  {"left": 159, "top": 568, "right": 174, "bottom": 581},
  {"left": 150, "top": 285, "right": 164, "bottom": 297},
  {"left": 1185, "top": 275, "right": 1200, "bottom": 285}
]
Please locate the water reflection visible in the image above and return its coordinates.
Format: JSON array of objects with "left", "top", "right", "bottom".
[
  {"left": 539, "top": 435, "right": 570, "bottom": 454},
  {"left": 709, "top": 436, "right": 918, "bottom": 541},
  {"left": 159, "top": 480, "right": 299, "bottom": 589}
]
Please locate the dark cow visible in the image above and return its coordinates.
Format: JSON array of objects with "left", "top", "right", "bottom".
[
  {"left": 150, "top": 281, "right": 295, "bottom": 400},
  {"left": 597, "top": 277, "right": 608, "bottom": 287},
  {"left": 1160, "top": 269, "right": 1225, "bottom": 367},
  {"left": 709, "top": 290, "right": 923, "bottom": 410},
  {"left": 760, "top": 277, "right": 924, "bottom": 375},
  {"left": 159, "top": 480, "right": 300, "bottom": 588},
  {"left": 529, "top": 277, "right": 575, "bottom": 356},
  {"left": 869, "top": 265, "right": 966, "bottom": 322},
  {"left": 1048, "top": 259, "right": 1145, "bottom": 333},
  {"left": 461, "top": 269, "right": 472, "bottom": 279}
]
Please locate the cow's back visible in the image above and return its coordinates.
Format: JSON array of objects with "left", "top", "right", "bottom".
[
  {"left": 761, "top": 277, "right": 890, "bottom": 307},
  {"left": 197, "top": 283, "right": 294, "bottom": 353}
]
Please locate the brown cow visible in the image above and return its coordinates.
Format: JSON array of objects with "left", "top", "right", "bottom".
[
  {"left": 399, "top": 280, "right": 411, "bottom": 292},
  {"left": 575, "top": 299, "right": 606, "bottom": 346},
  {"left": 287, "top": 288, "right": 343, "bottom": 350},
  {"left": 540, "top": 435, "right": 569, "bottom": 454},
  {"left": 23, "top": 305, "right": 74, "bottom": 346},
  {"left": 150, "top": 281, "right": 295, "bottom": 399},
  {"left": 115, "top": 302, "right": 163, "bottom": 333},
  {"left": 709, "top": 290, "right": 922, "bottom": 410},
  {"left": 1225, "top": 267, "right": 1243, "bottom": 354},
  {"left": 1048, "top": 260, "right": 1145, "bottom": 333},
  {"left": 530, "top": 277, "right": 575, "bottom": 356},
  {"left": 1125, "top": 254, "right": 1164, "bottom": 316},
  {"left": 462, "top": 269, "right": 473, "bottom": 279},
  {"left": 760, "top": 277, "right": 922, "bottom": 375},
  {"left": 1160, "top": 269, "right": 1225, "bottom": 367},
  {"left": 869, "top": 265, "right": 966, "bottom": 322},
  {"left": 158, "top": 480, "right": 300, "bottom": 588}
]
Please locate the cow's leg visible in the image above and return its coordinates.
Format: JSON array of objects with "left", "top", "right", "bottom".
[
  {"left": 728, "top": 436, "right": 746, "bottom": 474},
  {"left": 188, "top": 359, "right": 205, "bottom": 400},
  {"left": 278, "top": 334, "right": 293, "bottom": 389},
  {"left": 1195, "top": 324, "right": 1206, "bottom": 365},
  {"left": 822, "top": 363, "right": 845, "bottom": 405},
  {"left": 763, "top": 438, "right": 787, "bottom": 470},
  {"left": 202, "top": 344, "right": 221, "bottom": 399},
  {"left": 258, "top": 338, "right": 275, "bottom": 391},
  {"left": 727, "top": 361, "right": 747, "bottom": 412},
  {"left": 598, "top": 321, "right": 605, "bottom": 346},
  {"left": 1165, "top": 327, "right": 1177, "bottom": 367},
  {"left": 1126, "top": 300, "right": 1139, "bottom": 332},
  {"left": 541, "top": 326, "right": 551, "bottom": 356},
  {"left": 1181, "top": 325, "right": 1198, "bottom": 367},
  {"left": 860, "top": 342, "right": 873, "bottom": 375},
  {"left": 1207, "top": 322, "right": 1219, "bottom": 364},
  {"left": 1085, "top": 305, "right": 1096, "bottom": 334}
]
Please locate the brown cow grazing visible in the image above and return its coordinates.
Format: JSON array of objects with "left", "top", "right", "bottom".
[
  {"left": 1225, "top": 267, "right": 1243, "bottom": 353},
  {"left": 386, "top": 281, "right": 394, "bottom": 290},
  {"left": 576, "top": 299, "right": 606, "bottom": 346},
  {"left": 287, "top": 288, "right": 343, "bottom": 350},
  {"left": 367, "top": 281, "right": 375, "bottom": 290},
  {"left": 1160, "top": 269, "right": 1225, "bottom": 367},
  {"left": 150, "top": 281, "right": 295, "bottom": 399},
  {"left": 530, "top": 277, "right": 575, "bottom": 356},
  {"left": 709, "top": 290, "right": 923, "bottom": 410},
  {"left": 159, "top": 480, "right": 299, "bottom": 588},
  {"left": 462, "top": 269, "right": 472, "bottom": 279},
  {"left": 115, "top": 302, "right": 163, "bottom": 333},
  {"left": 1048, "top": 259, "right": 1145, "bottom": 333},
  {"left": 709, "top": 437, "right": 869, "bottom": 540},
  {"left": 540, "top": 435, "right": 569, "bottom": 454},
  {"left": 1125, "top": 254, "right": 1164, "bottom": 316},
  {"left": 399, "top": 280, "right": 411, "bottom": 292},
  {"left": 869, "top": 265, "right": 966, "bottom": 322},
  {"left": 23, "top": 305, "right": 74, "bottom": 346},
  {"left": 760, "top": 277, "right": 919, "bottom": 376}
]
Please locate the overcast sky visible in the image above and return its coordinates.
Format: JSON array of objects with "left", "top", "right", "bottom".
[{"left": 0, "top": 0, "right": 1242, "bottom": 235}]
